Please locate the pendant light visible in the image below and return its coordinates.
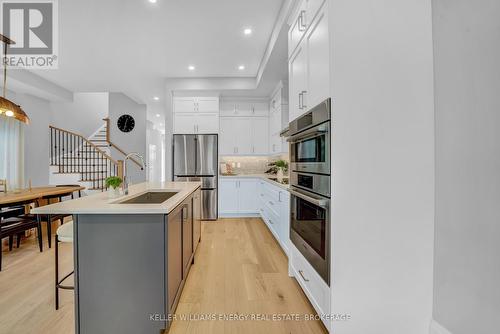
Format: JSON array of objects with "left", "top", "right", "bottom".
[{"left": 0, "top": 34, "right": 29, "bottom": 124}]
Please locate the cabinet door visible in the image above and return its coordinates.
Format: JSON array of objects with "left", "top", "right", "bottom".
[
  {"left": 238, "top": 179, "right": 259, "bottom": 213},
  {"left": 220, "top": 101, "right": 237, "bottom": 116},
  {"left": 197, "top": 97, "right": 219, "bottom": 113},
  {"left": 289, "top": 43, "right": 308, "bottom": 122},
  {"left": 278, "top": 190, "right": 291, "bottom": 255},
  {"left": 306, "top": 5, "right": 329, "bottom": 110},
  {"left": 251, "top": 118, "right": 269, "bottom": 155},
  {"left": 288, "top": 1, "right": 307, "bottom": 55},
  {"left": 192, "top": 190, "right": 201, "bottom": 252},
  {"left": 252, "top": 102, "right": 269, "bottom": 117},
  {"left": 235, "top": 118, "right": 253, "bottom": 154},
  {"left": 174, "top": 114, "right": 197, "bottom": 134},
  {"left": 182, "top": 203, "right": 193, "bottom": 278},
  {"left": 219, "top": 179, "right": 239, "bottom": 214},
  {"left": 219, "top": 118, "right": 239, "bottom": 155},
  {"left": 167, "top": 207, "right": 183, "bottom": 312},
  {"left": 197, "top": 113, "right": 219, "bottom": 133},
  {"left": 174, "top": 98, "right": 196, "bottom": 113}
]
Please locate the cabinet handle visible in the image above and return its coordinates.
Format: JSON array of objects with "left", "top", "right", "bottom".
[
  {"left": 252, "top": 105, "right": 255, "bottom": 114},
  {"left": 234, "top": 104, "right": 238, "bottom": 114},
  {"left": 298, "top": 10, "right": 307, "bottom": 32},
  {"left": 278, "top": 192, "right": 281, "bottom": 202},
  {"left": 298, "top": 92, "right": 303, "bottom": 109},
  {"left": 269, "top": 201, "right": 274, "bottom": 206},
  {"left": 301, "top": 91, "right": 307, "bottom": 109},
  {"left": 252, "top": 146, "right": 255, "bottom": 153},
  {"left": 298, "top": 270, "right": 310, "bottom": 282}
]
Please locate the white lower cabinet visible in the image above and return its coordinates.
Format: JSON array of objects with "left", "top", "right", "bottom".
[
  {"left": 257, "top": 179, "right": 290, "bottom": 256},
  {"left": 218, "top": 178, "right": 258, "bottom": 215},
  {"left": 289, "top": 243, "right": 331, "bottom": 331}
]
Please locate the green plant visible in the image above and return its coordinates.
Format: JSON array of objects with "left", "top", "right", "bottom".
[
  {"left": 105, "top": 176, "right": 123, "bottom": 189},
  {"left": 274, "top": 159, "right": 288, "bottom": 172}
]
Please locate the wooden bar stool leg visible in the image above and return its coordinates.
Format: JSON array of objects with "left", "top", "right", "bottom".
[
  {"left": 55, "top": 234, "right": 59, "bottom": 310},
  {"left": 8, "top": 236, "right": 13, "bottom": 251},
  {"left": 37, "top": 215, "right": 43, "bottom": 252},
  {"left": 47, "top": 214, "right": 52, "bottom": 248}
]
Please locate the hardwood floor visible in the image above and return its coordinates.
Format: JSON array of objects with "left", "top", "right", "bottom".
[{"left": 0, "top": 218, "right": 327, "bottom": 334}]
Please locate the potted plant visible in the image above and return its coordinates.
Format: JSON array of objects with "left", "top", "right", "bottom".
[
  {"left": 105, "top": 176, "right": 123, "bottom": 198},
  {"left": 274, "top": 159, "right": 288, "bottom": 181}
]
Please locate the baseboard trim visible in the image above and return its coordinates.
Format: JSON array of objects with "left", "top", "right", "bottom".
[{"left": 430, "top": 319, "right": 452, "bottom": 334}]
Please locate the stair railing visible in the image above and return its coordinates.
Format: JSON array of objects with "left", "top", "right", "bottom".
[
  {"left": 102, "top": 118, "right": 143, "bottom": 169},
  {"left": 49, "top": 125, "right": 124, "bottom": 191}
]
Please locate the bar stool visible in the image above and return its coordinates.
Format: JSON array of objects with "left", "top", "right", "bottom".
[{"left": 55, "top": 221, "right": 74, "bottom": 310}]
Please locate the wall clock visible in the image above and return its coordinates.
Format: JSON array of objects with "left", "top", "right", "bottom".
[{"left": 117, "top": 114, "right": 135, "bottom": 133}]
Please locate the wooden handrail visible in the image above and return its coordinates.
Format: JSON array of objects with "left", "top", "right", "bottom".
[{"left": 49, "top": 125, "right": 118, "bottom": 164}]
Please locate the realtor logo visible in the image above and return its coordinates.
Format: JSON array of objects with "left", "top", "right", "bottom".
[{"left": 0, "top": 0, "right": 58, "bottom": 68}]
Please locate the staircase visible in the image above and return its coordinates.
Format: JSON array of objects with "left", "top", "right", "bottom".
[
  {"left": 49, "top": 119, "right": 143, "bottom": 193},
  {"left": 49, "top": 124, "right": 122, "bottom": 193}
]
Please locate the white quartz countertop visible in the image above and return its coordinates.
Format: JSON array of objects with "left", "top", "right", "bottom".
[
  {"left": 31, "top": 181, "right": 201, "bottom": 215},
  {"left": 219, "top": 173, "right": 290, "bottom": 190}
]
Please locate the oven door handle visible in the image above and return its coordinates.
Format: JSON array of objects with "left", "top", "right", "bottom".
[
  {"left": 289, "top": 188, "right": 329, "bottom": 208},
  {"left": 287, "top": 123, "right": 329, "bottom": 142}
]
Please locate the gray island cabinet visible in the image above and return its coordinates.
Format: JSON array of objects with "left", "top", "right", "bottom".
[{"left": 31, "top": 182, "right": 202, "bottom": 334}]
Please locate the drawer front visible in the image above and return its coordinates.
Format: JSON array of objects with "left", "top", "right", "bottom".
[{"left": 291, "top": 244, "right": 330, "bottom": 318}]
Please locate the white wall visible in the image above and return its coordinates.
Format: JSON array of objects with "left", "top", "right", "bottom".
[
  {"left": 432, "top": 1, "right": 500, "bottom": 334},
  {"left": 17, "top": 93, "right": 52, "bottom": 187},
  {"left": 108, "top": 92, "right": 147, "bottom": 183},
  {"left": 328, "top": 0, "right": 435, "bottom": 333},
  {"left": 50, "top": 92, "right": 108, "bottom": 137},
  {"left": 146, "top": 120, "right": 164, "bottom": 183}
]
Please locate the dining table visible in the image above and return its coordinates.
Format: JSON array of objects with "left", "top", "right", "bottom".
[
  {"left": 0, "top": 185, "right": 85, "bottom": 208},
  {"left": 0, "top": 185, "right": 85, "bottom": 250}
]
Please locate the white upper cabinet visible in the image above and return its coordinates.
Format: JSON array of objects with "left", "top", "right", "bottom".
[
  {"left": 252, "top": 117, "right": 269, "bottom": 155},
  {"left": 269, "top": 81, "right": 289, "bottom": 154},
  {"left": 219, "top": 117, "right": 268, "bottom": 155},
  {"left": 196, "top": 97, "right": 219, "bottom": 113},
  {"left": 306, "top": 8, "right": 330, "bottom": 110},
  {"left": 289, "top": 44, "right": 308, "bottom": 122},
  {"left": 174, "top": 97, "right": 219, "bottom": 113},
  {"left": 173, "top": 97, "right": 197, "bottom": 113},
  {"left": 220, "top": 99, "right": 269, "bottom": 117},
  {"left": 288, "top": 1, "right": 330, "bottom": 122},
  {"left": 173, "top": 96, "right": 220, "bottom": 134},
  {"left": 288, "top": 0, "right": 326, "bottom": 55}
]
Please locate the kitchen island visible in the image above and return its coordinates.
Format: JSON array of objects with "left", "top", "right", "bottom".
[{"left": 31, "top": 181, "right": 202, "bottom": 334}]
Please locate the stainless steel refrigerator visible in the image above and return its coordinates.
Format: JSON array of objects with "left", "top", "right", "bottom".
[{"left": 173, "top": 134, "right": 218, "bottom": 220}]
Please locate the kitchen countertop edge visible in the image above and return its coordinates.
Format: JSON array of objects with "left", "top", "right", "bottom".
[{"left": 31, "top": 181, "right": 201, "bottom": 215}]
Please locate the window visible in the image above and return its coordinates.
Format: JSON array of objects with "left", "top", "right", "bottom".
[{"left": 0, "top": 117, "right": 24, "bottom": 190}]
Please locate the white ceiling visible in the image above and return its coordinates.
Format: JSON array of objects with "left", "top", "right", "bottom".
[{"left": 31, "top": 0, "right": 287, "bottom": 105}]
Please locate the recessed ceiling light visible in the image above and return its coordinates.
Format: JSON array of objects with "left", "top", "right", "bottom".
[
  {"left": 156, "top": 114, "right": 160, "bottom": 117},
  {"left": 153, "top": 96, "right": 159, "bottom": 101},
  {"left": 188, "top": 65, "right": 195, "bottom": 71},
  {"left": 238, "top": 65, "right": 245, "bottom": 70},
  {"left": 148, "top": 0, "right": 157, "bottom": 3},
  {"left": 243, "top": 28, "right": 252, "bottom": 35}
]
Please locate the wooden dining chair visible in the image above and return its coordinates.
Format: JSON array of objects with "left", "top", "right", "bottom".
[{"left": 0, "top": 205, "right": 43, "bottom": 271}]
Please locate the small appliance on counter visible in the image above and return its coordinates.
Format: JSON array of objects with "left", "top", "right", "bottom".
[{"left": 288, "top": 98, "right": 331, "bottom": 285}]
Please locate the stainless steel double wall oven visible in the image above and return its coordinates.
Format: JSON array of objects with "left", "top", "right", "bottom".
[{"left": 288, "top": 98, "right": 331, "bottom": 285}]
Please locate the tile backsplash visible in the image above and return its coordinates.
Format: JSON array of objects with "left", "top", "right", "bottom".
[{"left": 220, "top": 154, "right": 289, "bottom": 175}]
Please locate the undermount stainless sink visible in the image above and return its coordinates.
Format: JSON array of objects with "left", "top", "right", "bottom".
[{"left": 117, "top": 191, "right": 178, "bottom": 204}]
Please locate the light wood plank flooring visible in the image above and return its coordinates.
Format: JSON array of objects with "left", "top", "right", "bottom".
[{"left": 0, "top": 218, "right": 327, "bottom": 334}]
